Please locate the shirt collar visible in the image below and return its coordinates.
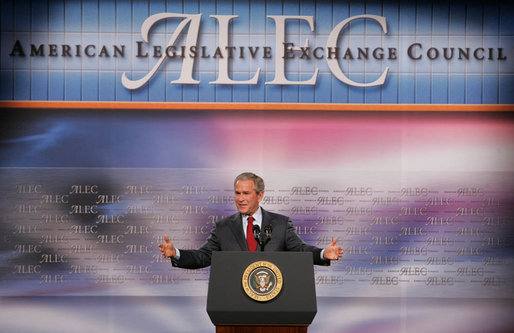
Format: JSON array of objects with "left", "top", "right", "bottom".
[
  {"left": 254, "top": 206, "right": 262, "bottom": 221},
  {"left": 244, "top": 206, "right": 262, "bottom": 221}
]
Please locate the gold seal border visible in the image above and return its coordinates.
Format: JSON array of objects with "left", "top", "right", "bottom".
[{"left": 242, "top": 260, "right": 283, "bottom": 302}]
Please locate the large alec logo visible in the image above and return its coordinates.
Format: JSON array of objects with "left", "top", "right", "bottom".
[{"left": 8, "top": 13, "right": 507, "bottom": 90}]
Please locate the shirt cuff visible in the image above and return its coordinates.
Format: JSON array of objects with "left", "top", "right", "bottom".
[{"left": 171, "top": 248, "right": 181, "bottom": 262}]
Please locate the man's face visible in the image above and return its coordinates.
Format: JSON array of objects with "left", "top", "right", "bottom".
[{"left": 234, "top": 179, "right": 263, "bottom": 215}]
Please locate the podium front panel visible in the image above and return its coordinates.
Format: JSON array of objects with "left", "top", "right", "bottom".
[{"left": 207, "top": 252, "right": 317, "bottom": 325}]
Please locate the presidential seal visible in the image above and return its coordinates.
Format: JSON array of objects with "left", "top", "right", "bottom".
[{"left": 242, "top": 261, "right": 283, "bottom": 302}]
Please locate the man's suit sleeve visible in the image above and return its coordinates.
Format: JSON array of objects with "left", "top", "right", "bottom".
[
  {"left": 284, "top": 218, "right": 330, "bottom": 266},
  {"left": 172, "top": 223, "right": 220, "bottom": 269}
]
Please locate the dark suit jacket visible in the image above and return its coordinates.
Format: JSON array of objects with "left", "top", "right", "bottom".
[{"left": 173, "top": 208, "right": 330, "bottom": 269}]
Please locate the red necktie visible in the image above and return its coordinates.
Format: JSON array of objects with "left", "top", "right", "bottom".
[{"left": 246, "top": 216, "right": 258, "bottom": 252}]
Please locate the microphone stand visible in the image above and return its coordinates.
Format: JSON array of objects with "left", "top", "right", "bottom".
[
  {"left": 253, "top": 225, "right": 272, "bottom": 251},
  {"left": 259, "top": 225, "right": 272, "bottom": 251}
]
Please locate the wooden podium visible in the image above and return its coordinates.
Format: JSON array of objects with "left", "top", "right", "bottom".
[{"left": 207, "top": 252, "right": 317, "bottom": 333}]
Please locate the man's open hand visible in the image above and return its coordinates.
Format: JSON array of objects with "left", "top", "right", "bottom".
[
  {"left": 158, "top": 235, "right": 176, "bottom": 259},
  {"left": 323, "top": 237, "right": 343, "bottom": 260}
]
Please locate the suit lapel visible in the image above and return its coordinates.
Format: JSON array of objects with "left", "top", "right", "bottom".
[{"left": 229, "top": 213, "right": 248, "bottom": 250}]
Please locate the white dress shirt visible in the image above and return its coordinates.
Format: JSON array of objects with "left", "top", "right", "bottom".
[{"left": 242, "top": 206, "right": 263, "bottom": 238}]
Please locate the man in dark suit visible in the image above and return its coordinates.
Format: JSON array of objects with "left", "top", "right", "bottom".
[{"left": 159, "top": 172, "right": 343, "bottom": 268}]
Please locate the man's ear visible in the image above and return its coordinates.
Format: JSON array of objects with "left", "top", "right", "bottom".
[{"left": 257, "top": 191, "right": 264, "bottom": 202}]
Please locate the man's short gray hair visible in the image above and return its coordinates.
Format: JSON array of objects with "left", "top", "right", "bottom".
[{"left": 234, "top": 172, "right": 265, "bottom": 193}]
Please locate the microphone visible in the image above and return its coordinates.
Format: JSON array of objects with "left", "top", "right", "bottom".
[
  {"left": 253, "top": 224, "right": 261, "bottom": 243},
  {"left": 252, "top": 224, "right": 272, "bottom": 251},
  {"left": 264, "top": 224, "right": 272, "bottom": 238}
]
